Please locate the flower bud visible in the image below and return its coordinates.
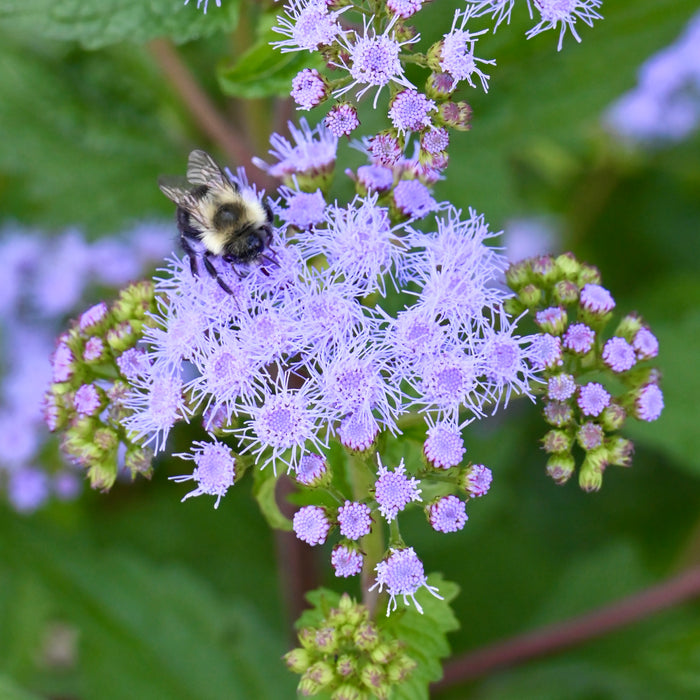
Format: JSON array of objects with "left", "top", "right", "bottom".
[
  {"left": 542, "top": 429, "right": 572, "bottom": 454},
  {"left": 518, "top": 283, "right": 543, "bottom": 308},
  {"left": 600, "top": 402, "right": 626, "bottom": 431},
  {"left": 578, "top": 447, "right": 608, "bottom": 492},
  {"left": 552, "top": 280, "right": 580, "bottom": 305},
  {"left": 425, "top": 71, "right": 457, "bottom": 99},
  {"left": 302, "top": 660, "right": 335, "bottom": 689},
  {"left": 535, "top": 306, "right": 568, "bottom": 335},
  {"left": 505, "top": 260, "right": 531, "bottom": 291},
  {"left": 531, "top": 255, "right": 557, "bottom": 284},
  {"left": 554, "top": 252, "right": 581, "bottom": 280},
  {"left": 578, "top": 263, "right": 602, "bottom": 286},
  {"left": 606, "top": 436, "right": 634, "bottom": 467},
  {"left": 360, "top": 662, "right": 386, "bottom": 693},
  {"left": 437, "top": 101, "right": 472, "bottom": 131},
  {"left": 546, "top": 453, "right": 575, "bottom": 484},
  {"left": 284, "top": 647, "right": 312, "bottom": 673},
  {"left": 336, "top": 654, "right": 357, "bottom": 678}
]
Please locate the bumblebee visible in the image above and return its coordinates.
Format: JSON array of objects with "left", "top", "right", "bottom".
[{"left": 159, "top": 149, "right": 275, "bottom": 294}]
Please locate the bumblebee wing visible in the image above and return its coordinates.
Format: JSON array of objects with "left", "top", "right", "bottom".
[
  {"left": 187, "top": 149, "right": 233, "bottom": 189},
  {"left": 158, "top": 176, "right": 193, "bottom": 206}
]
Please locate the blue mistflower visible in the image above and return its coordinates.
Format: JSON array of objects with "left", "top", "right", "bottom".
[
  {"left": 635, "top": 383, "right": 664, "bottom": 422},
  {"left": 277, "top": 188, "right": 327, "bottom": 229},
  {"left": 440, "top": 8, "right": 495, "bottom": 91},
  {"left": 253, "top": 118, "right": 338, "bottom": 179},
  {"left": 293, "top": 505, "right": 331, "bottom": 545},
  {"left": 526, "top": 0, "right": 603, "bottom": 52},
  {"left": 370, "top": 547, "right": 443, "bottom": 615},
  {"left": 334, "top": 15, "right": 419, "bottom": 108},
  {"left": 302, "top": 194, "right": 407, "bottom": 296},
  {"left": 272, "top": 0, "right": 346, "bottom": 53},
  {"left": 331, "top": 544, "right": 364, "bottom": 577},
  {"left": 337, "top": 501, "right": 372, "bottom": 540},
  {"left": 464, "top": 463, "right": 492, "bottom": 497},
  {"left": 171, "top": 439, "right": 236, "bottom": 509},
  {"left": 291, "top": 68, "right": 327, "bottom": 110},
  {"left": 428, "top": 495, "right": 468, "bottom": 533},
  {"left": 577, "top": 382, "right": 611, "bottom": 417},
  {"left": 393, "top": 180, "right": 438, "bottom": 219},
  {"left": 388, "top": 90, "right": 436, "bottom": 133},
  {"left": 74, "top": 384, "right": 101, "bottom": 417},
  {"left": 374, "top": 455, "right": 422, "bottom": 522},
  {"left": 423, "top": 418, "right": 466, "bottom": 469}
]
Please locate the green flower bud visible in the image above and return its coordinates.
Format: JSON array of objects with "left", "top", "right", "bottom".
[
  {"left": 606, "top": 436, "right": 634, "bottom": 467},
  {"left": 87, "top": 458, "right": 119, "bottom": 492},
  {"left": 546, "top": 453, "right": 575, "bottom": 484},
  {"left": 552, "top": 280, "right": 580, "bottom": 305},
  {"left": 578, "top": 447, "right": 608, "bottom": 492},
  {"left": 615, "top": 313, "right": 644, "bottom": 342},
  {"left": 425, "top": 71, "right": 457, "bottom": 100},
  {"left": 336, "top": 654, "right": 357, "bottom": 678},
  {"left": 302, "top": 661, "right": 335, "bottom": 690},
  {"left": 359, "top": 662, "right": 386, "bottom": 693},
  {"left": 554, "top": 252, "right": 581, "bottom": 280},
  {"left": 542, "top": 429, "right": 572, "bottom": 454},
  {"left": 531, "top": 255, "right": 557, "bottom": 284},
  {"left": 315, "top": 626, "right": 338, "bottom": 654},
  {"left": 124, "top": 447, "right": 154, "bottom": 478},
  {"left": 504, "top": 297, "right": 526, "bottom": 316},
  {"left": 386, "top": 654, "right": 417, "bottom": 682},
  {"left": 106, "top": 322, "right": 136, "bottom": 353},
  {"left": 437, "top": 101, "right": 472, "bottom": 131},
  {"left": 284, "top": 647, "right": 312, "bottom": 673},
  {"left": 354, "top": 622, "right": 379, "bottom": 651},
  {"left": 332, "top": 685, "right": 366, "bottom": 700},
  {"left": 577, "top": 263, "right": 602, "bottom": 286},
  {"left": 369, "top": 643, "right": 394, "bottom": 665},
  {"left": 505, "top": 260, "right": 531, "bottom": 291},
  {"left": 600, "top": 402, "right": 626, "bottom": 431},
  {"left": 518, "top": 283, "right": 543, "bottom": 308}
]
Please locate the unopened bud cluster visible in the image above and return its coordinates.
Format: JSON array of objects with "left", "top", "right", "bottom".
[
  {"left": 43, "top": 282, "right": 157, "bottom": 490},
  {"left": 284, "top": 593, "right": 416, "bottom": 699},
  {"left": 505, "top": 253, "right": 664, "bottom": 492}
]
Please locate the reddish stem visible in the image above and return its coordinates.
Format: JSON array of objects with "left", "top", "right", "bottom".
[{"left": 434, "top": 566, "right": 700, "bottom": 691}]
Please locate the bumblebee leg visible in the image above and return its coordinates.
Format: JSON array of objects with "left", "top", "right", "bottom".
[
  {"left": 203, "top": 252, "right": 235, "bottom": 295},
  {"left": 180, "top": 236, "right": 200, "bottom": 278}
]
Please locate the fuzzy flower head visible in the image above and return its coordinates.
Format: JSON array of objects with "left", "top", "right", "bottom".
[
  {"left": 423, "top": 418, "right": 466, "bottom": 469},
  {"left": 291, "top": 68, "right": 327, "bottom": 110},
  {"left": 337, "top": 501, "right": 372, "bottom": 540},
  {"left": 334, "top": 15, "right": 419, "bottom": 108},
  {"left": 387, "top": 0, "right": 425, "bottom": 19},
  {"left": 527, "top": 0, "right": 604, "bottom": 52},
  {"left": 370, "top": 547, "right": 443, "bottom": 616},
  {"left": 429, "top": 495, "right": 468, "bottom": 533},
  {"left": 272, "top": 0, "right": 347, "bottom": 53},
  {"left": 253, "top": 118, "right": 338, "bottom": 181},
  {"left": 389, "top": 90, "right": 436, "bottom": 134},
  {"left": 439, "top": 8, "right": 495, "bottom": 91},
  {"left": 374, "top": 455, "right": 422, "bottom": 522},
  {"left": 464, "top": 463, "right": 492, "bottom": 497},
  {"left": 323, "top": 103, "right": 360, "bottom": 138},
  {"left": 332, "top": 544, "right": 364, "bottom": 577},
  {"left": 293, "top": 505, "right": 331, "bottom": 545},
  {"left": 305, "top": 194, "right": 407, "bottom": 296},
  {"left": 170, "top": 439, "right": 236, "bottom": 509}
]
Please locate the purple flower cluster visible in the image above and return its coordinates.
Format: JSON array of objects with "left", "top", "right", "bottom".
[
  {"left": 2, "top": 222, "right": 170, "bottom": 512},
  {"left": 506, "top": 253, "right": 664, "bottom": 491}
]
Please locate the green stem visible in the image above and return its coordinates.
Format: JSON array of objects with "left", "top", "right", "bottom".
[{"left": 347, "top": 448, "right": 385, "bottom": 617}]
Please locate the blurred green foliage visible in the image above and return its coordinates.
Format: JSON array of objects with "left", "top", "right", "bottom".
[{"left": 0, "top": 0, "right": 699, "bottom": 697}]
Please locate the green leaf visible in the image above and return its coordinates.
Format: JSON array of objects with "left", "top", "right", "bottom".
[
  {"left": 0, "top": 515, "right": 294, "bottom": 700},
  {"left": 218, "top": 21, "right": 323, "bottom": 99},
  {"left": 0, "top": 0, "right": 239, "bottom": 49},
  {"left": 382, "top": 574, "right": 460, "bottom": 700},
  {"left": 252, "top": 466, "right": 292, "bottom": 531},
  {"left": 0, "top": 676, "right": 42, "bottom": 700}
]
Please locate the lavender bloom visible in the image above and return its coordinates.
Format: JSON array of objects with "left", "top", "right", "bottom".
[
  {"left": 74, "top": 384, "right": 102, "bottom": 417},
  {"left": 293, "top": 505, "right": 331, "bottom": 545},
  {"left": 324, "top": 103, "right": 360, "bottom": 138},
  {"left": 526, "top": 0, "right": 603, "bottom": 52},
  {"left": 578, "top": 382, "right": 611, "bottom": 417},
  {"left": 423, "top": 418, "right": 466, "bottom": 469},
  {"left": 580, "top": 283, "right": 615, "bottom": 314},
  {"left": 387, "top": 0, "right": 425, "bottom": 19},
  {"left": 291, "top": 68, "right": 327, "bottom": 110},
  {"left": 633, "top": 328, "right": 659, "bottom": 360},
  {"left": 528, "top": 333, "right": 563, "bottom": 369},
  {"left": 272, "top": 0, "right": 346, "bottom": 53},
  {"left": 547, "top": 373, "right": 576, "bottom": 401},
  {"left": 277, "top": 188, "right": 327, "bottom": 229},
  {"left": 337, "top": 501, "right": 372, "bottom": 540},
  {"left": 635, "top": 383, "right": 664, "bottom": 422},
  {"left": 122, "top": 369, "right": 189, "bottom": 453},
  {"left": 389, "top": 90, "right": 436, "bottom": 133},
  {"left": 602, "top": 337, "right": 636, "bottom": 373},
  {"left": 440, "top": 8, "right": 495, "bottom": 91},
  {"left": 468, "top": 0, "right": 519, "bottom": 30},
  {"left": 332, "top": 544, "right": 364, "bottom": 577},
  {"left": 429, "top": 495, "right": 468, "bottom": 533},
  {"left": 171, "top": 439, "right": 236, "bottom": 508},
  {"left": 393, "top": 180, "right": 438, "bottom": 219},
  {"left": 294, "top": 453, "right": 329, "bottom": 486},
  {"left": 465, "top": 463, "right": 492, "bottom": 497},
  {"left": 374, "top": 455, "right": 422, "bottom": 522},
  {"left": 253, "top": 118, "right": 338, "bottom": 179},
  {"left": 563, "top": 323, "right": 595, "bottom": 354},
  {"left": 370, "top": 547, "right": 443, "bottom": 615},
  {"left": 357, "top": 165, "right": 394, "bottom": 193},
  {"left": 334, "top": 15, "right": 419, "bottom": 108}
]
